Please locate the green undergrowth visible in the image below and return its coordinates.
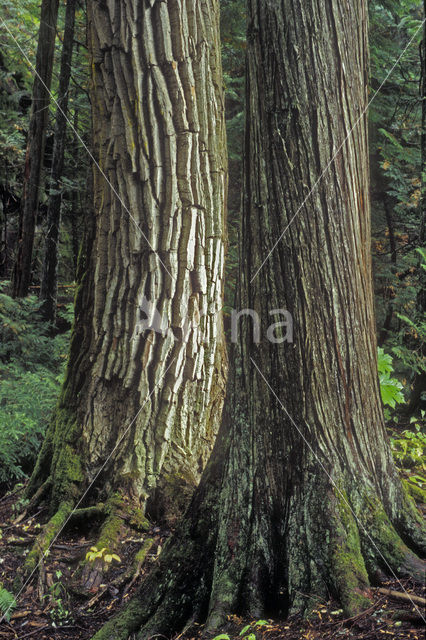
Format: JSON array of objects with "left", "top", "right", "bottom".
[
  {"left": 0, "top": 284, "right": 72, "bottom": 485},
  {"left": 379, "top": 347, "right": 425, "bottom": 498}
]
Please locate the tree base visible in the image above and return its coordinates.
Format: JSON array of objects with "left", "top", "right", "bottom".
[{"left": 90, "top": 461, "right": 425, "bottom": 640}]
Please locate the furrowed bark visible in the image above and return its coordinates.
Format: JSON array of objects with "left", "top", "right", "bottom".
[
  {"left": 92, "top": 0, "right": 425, "bottom": 637},
  {"left": 12, "top": 0, "right": 59, "bottom": 298},
  {"left": 28, "top": 0, "right": 228, "bottom": 521}
]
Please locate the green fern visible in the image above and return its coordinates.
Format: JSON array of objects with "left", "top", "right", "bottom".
[
  {"left": 0, "top": 585, "right": 17, "bottom": 622},
  {"left": 0, "top": 285, "right": 71, "bottom": 483}
]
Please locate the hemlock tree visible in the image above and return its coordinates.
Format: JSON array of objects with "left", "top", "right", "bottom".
[
  {"left": 25, "top": 0, "right": 227, "bottom": 574},
  {"left": 11, "top": 0, "right": 59, "bottom": 298},
  {"left": 92, "top": 0, "right": 425, "bottom": 638}
]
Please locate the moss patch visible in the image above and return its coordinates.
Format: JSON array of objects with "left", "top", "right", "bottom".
[{"left": 24, "top": 500, "right": 74, "bottom": 574}]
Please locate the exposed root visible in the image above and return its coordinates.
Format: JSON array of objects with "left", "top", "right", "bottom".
[
  {"left": 77, "top": 493, "right": 150, "bottom": 593},
  {"left": 89, "top": 473, "right": 425, "bottom": 640},
  {"left": 114, "top": 537, "right": 155, "bottom": 595},
  {"left": 69, "top": 503, "right": 105, "bottom": 524},
  {"left": 378, "top": 588, "right": 426, "bottom": 607},
  {"left": 26, "top": 477, "right": 52, "bottom": 512},
  {"left": 23, "top": 501, "right": 74, "bottom": 576}
]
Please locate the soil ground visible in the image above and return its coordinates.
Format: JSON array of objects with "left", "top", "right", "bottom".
[{"left": 0, "top": 487, "right": 424, "bottom": 640}]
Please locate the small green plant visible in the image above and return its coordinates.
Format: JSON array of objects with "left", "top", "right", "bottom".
[
  {"left": 390, "top": 414, "right": 426, "bottom": 471},
  {"left": 0, "top": 584, "right": 17, "bottom": 622},
  {"left": 44, "top": 571, "right": 72, "bottom": 626},
  {"left": 238, "top": 620, "right": 269, "bottom": 639},
  {"left": 377, "top": 347, "right": 405, "bottom": 413},
  {"left": 85, "top": 546, "right": 121, "bottom": 565}
]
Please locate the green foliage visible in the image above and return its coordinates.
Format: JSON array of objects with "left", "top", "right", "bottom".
[
  {"left": 0, "top": 584, "right": 16, "bottom": 622},
  {"left": 390, "top": 414, "right": 426, "bottom": 470},
  {"left": 213, "top": 620, "right": 270, "bottom": 640},
  {"left": 0, "top": 284, "right": 70, "bottom": 483},
  {"left": 377, "top": 347, "right": 405, "bottom": 409},
  {"left": 0, "top": 0, "right": 90, "bottom": 285},
  {"left": 369, "top": 0, "right": 424, "bottom": 393},
  {"left": 44, "top": 570, "right": 72, "bottom": 626},
  {"left": 85, "top": 546, "right": 121, "bottom": 565},
  {"left": 383, "top": 246, "right": 426, "bottom": 380}
]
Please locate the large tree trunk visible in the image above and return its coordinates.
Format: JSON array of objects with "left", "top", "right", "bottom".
[
  {"left": 27, "top": 0, "right": 227, "bottom": 533},
  {"left": 92, "top": 1, "right": 425, "bottom": 637},
  {"left": 11, "top": 0, "right": 59, "bottom": 298},
  {"left": 40, "top": 0, "right": 77, "bottom": 323}
]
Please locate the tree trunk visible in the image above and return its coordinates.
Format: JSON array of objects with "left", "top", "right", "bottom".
[
  {"left": 27, "top": 0, "right": 227, "bottom": 526},
  {"left": 11, "top": 0, "right": 59, "bottom": 298},
  {"left": 421, "top": 0, "right": 425, "bottom": 251},
  {"left": 40, "top": 0, "right": 77, "bottom": 323},
  {"left": 408, "top": 4, "right": 426, "bottom": 412},
  {"left": 91, "top": 1, "right": 425, "bottom": 637}
]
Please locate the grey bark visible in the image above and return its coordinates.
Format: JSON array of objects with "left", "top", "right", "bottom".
[
  {"left": 91, "top": 1, "right": 425, "bottom": 638},
  {"left": 28, "top": 0, "right": 228, "bottom": 516}
]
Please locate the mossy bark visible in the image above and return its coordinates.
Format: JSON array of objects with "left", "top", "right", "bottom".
[
  {"left": 27, "top": 0, "right": 228, "bottom": 519},
  {"left": 92, "top": 0, "right": 425, "bottom": 637}
]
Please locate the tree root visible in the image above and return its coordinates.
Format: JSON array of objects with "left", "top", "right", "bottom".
[
  {"left": 70, "top": 504, "right": 106, "bottom": 524},
  {"left": 378, "top": 588, "right": 426, "bottom": 607},
  {"left": 118, "top": 537, "right": 155, "bottom": 597},
  {"left": 78, "top": 493, "right": 148, "bottom": 593},
  {"left": 23, "top": 501, "right": 74, "bottom": 576},
  {"left": 26, "top": 477, "right": 52, "bottom": 512},
  {"left": 89, "top": 471, "right": 425, "bottom": 640}
]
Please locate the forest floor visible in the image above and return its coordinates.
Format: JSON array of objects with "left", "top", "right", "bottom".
[{"left": 0, "top": 487, "right": 424, "bottom": 640}]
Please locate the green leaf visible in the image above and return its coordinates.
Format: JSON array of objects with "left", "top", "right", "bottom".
[{"left": 240, "top": 625, "right": 251, "bottom": 636}]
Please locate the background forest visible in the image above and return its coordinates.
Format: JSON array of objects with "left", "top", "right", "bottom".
[{"left": 0, "top": 0, "right": 425, "bottom": 638}]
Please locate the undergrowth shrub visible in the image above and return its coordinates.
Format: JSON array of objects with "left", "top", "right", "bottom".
[
  {"left": 378, "top": 346, "right": 425, "bottom": 496},
  {"left": 0, "top": 283, "right": 71, "bottom": 484}
]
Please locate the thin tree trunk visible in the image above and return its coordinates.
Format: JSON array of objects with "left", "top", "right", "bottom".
[
  {"left": 27, "top": 0, "right": 228, "bottom": 531},
  {"left": 408, "top": 4, "right": 426, "bottom": 412},
  {"left": 378, "top": 196, "right": 397, "bottom": 346},
  {"left": 91, "top": 1, "right": 425, "bottom": 637},
  {"left": 11, "top": 0, "right": 59, "bottom": 298},
  {"left": 40, "top": 0, "right": 77, "bottom": 322}
]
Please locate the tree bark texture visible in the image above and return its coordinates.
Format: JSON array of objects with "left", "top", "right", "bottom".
[
  {"left": 40, "top": 0, "right": 77, "bottom": 323},
  {"left": 28, "top": 0, "right": 228, "bottom": 518},
  {"left": 11, "top": 0, "right": 59, "bottom": 298},
  {"left": 92, "top": 1, "right": 425, "bottom": 638}
]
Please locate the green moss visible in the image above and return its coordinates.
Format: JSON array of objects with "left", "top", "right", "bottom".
[
  {"left": 135, "top": 538, "right": 154, "bottom": 564},
  {"left": 128, "top": 507, "right": 150, "bottom": 532},
  {"left": 48, "top": 407, "right": 84, "bottom": 511},
  {"left": 24, "top": 501, "right": 74, "bottom": 574},
  {"left": 331, "top": 488, "right": 371, "bottom": 616},
  {"left": 361, "top": 493, "right": 408, "bottom": 570},
  {"left": 402, "top": 479, "right": 426, "bottom": 504},
  {"left": 91, "top": 598, "right": 143, "bottom": 640},
  {"left": 94, "top": 494, "right": 125, "bottom": 551}
]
